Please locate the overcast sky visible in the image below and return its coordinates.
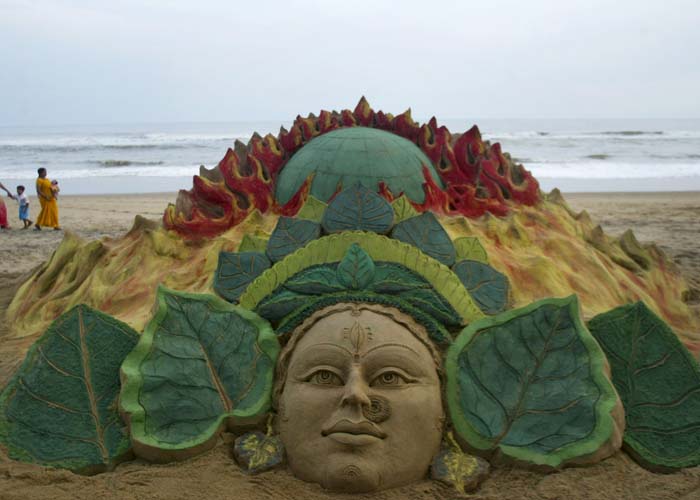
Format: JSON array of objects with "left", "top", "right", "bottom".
[{"left": 1, "top": 0, "right": 699, "bottom": 126}]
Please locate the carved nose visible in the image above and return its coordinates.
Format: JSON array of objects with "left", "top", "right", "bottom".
[{"left": 340, "top": 368, "right": 371, "bottom": 408}]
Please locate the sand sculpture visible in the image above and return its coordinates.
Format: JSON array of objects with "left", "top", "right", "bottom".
[{"left": 1, "top": 98, "right": 700, "bottom": 493}]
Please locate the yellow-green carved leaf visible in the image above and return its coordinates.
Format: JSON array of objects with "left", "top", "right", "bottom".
[
  {"left": 392, "top": 195, "right": 419, "bottom": 223},
  {"left": 295, "top": 195, "right": 327, "bottom": 222},
  {"left": 454, "top": 237, "right": 488, "bottom": 263},
  {"left": 238, "top": 235, "right": 269, "bottom": 253}
]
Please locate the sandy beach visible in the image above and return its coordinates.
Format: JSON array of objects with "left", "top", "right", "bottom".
[{"left": 1, "top": 191, "right": 699, "bottom": 500}]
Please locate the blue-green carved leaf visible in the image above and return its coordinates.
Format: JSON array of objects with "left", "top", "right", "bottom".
[
  {"left": 391, "top": 212, "right": 456, "bottom": 267},
  {"left": 266, "top": 217, "right": 321, "bottom": 263},
  {"left": 337, "top": 244, "right": 376, "bottom": 290},
  {"left": 0, "top": 305, "right": 138, "bottom": 472},
  {"left": 453, "top": 260, "right": 509, "bottom": 315},
  {"left": 119, "top": 288, "right": 279, "bottom": 461},
  {"left": 321, "top": 183, "right": 394, "bottom": 234},
  {"left": 284, "top": 265, "right": 346, "bottom": 295},
  {"left": 399, "top": 288, "right": 462, "bottom": 327},
  {"left": 588, "top": 302, "right": 700, "bottom": 471},
  {"left": 369, "top": 263, "right": 433, "bottom": 294},
  {"left": 256, "top": 289, "right": 308, "bottom": 322},
  {"left": 214, "top": 251, "right": 271, "bottom": 302},
  {"left": 446, "top": 296, "right": 620, "bottom": 469}
]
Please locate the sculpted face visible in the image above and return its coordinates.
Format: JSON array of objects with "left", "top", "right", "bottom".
[{"left": 277, "top": 306, "right": 444, "bottom": 492}]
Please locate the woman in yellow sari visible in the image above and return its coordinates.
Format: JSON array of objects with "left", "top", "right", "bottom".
[{"left": 35, "top": 168, "right": 60, "bottom": 230}]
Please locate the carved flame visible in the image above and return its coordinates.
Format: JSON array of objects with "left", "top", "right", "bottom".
[{"left": 164, "top": 96, "right": 541, "bottom": 238}]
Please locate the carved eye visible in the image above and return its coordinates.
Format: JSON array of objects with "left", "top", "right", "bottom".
[
  {"left": 371, "top": 371, "right": 407, "bottom": 387},
  {"left": 309, "top": 369, "right": 343, "bottom": 386}
]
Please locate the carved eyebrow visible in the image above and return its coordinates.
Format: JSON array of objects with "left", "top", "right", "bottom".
[
  {"left": 363, "top": 342, "right": 421, "bottom": 357},
  {"left": 297, "top": 342, "right": 354, "bottom": 357}
]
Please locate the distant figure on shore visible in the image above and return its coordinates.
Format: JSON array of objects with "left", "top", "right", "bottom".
[
  {"left": 0, "top": 180, "right": 15, "bottom": 229},
  {"left": 35, "top": 168, "right": 60, "bottom": 231},
  {"left": 15, "top": 185, "right": 33, "bottom": 229}
]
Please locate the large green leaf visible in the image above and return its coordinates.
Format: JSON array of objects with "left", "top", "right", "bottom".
[
  {"left": 337, "top": 243, "right": 376, "bottom": 290},
  {"left": 214, "top": 251, "right": 271, "bottom": 303},
  {"left": 446, "top": 296, "right": 620, "bottom": 468},
  {"left": 588, "top": 302, "right": 700, "bottom": 471},
  {"left": 453, "top": 260, "right": 510, "bottom": 315},
  {"left": 120, "top": 287, "right": 279, "bottom": 462},
  {"left": 321, "top": 183, "right": 394, "bottom": 234},
  {"left": 0, "top": 305, "right": 138, "bottom": 473},
  {"left": 266, "top": 217, "right": 321, "bottom": 263},
  {"left": 391, "top": 212, "right": 456, "bottom": 267}
]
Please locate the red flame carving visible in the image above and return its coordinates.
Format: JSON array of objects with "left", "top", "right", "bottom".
[{"left": 164, "top": 96, "right": 541, "bottom": 238}]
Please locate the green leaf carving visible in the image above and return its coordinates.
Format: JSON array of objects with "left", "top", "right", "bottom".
[
  {"left": 454, "top": 237, "right": 488, "bottom": 263},
  {"left": 120, "top": 287, "right": 279, "bottom": 462},
  {"left": 321, "top": 183, "right": 394, "bottom": 234},
  {"left": 369, "top": 263, "right": 432, "bottom": 293},
  {"left": 256, "top": 289, "right": 308, "bottom": 322},
  {"left": 588, "top": 302, "right": 700, "bottom": 471},
  {"left": 266, "top": 217, "right": 321, "bottom": 263},
  {"left": 446, "top": 296, "right": 621, "bottom": 468},
  {"left": 295, "top": 195, "right": 327, "bottom": 222},
  {"left": 337, "top": 244, "right": 376, "bottom": 290},
  {"left": 238, "top": 234, "right": 269, "bottom": 253},
  {"left": 283, "top": 266, "right": 346, "bottom": 295},
  {"left": 214, "top": 251, "right": 271, "bottom": 303},
  {"left": 400, "top": 288, "right": 463, "bottom": 327},
  {"left": 392, "top": 195, "right": 419, "bottom": 223},
  {"left": 391, "top": 212, "right": 456, "bottom": 267},
  {"left": 0, "top": 305, "right": 138, "bottom": 472},
  {"left": 453, "top": 260, "right": 510, "bottom": 315}
]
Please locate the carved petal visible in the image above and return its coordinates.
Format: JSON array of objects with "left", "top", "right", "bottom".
[
  {"left": 266, "top": 217, "right": 321, "bottom": 263},
  {"left": 214, "top": 251, "right": 271, "bottom": 303},
  {"left": 391, "top": 212, "right": 456, "bottom": 267},
  {"left": 321, "top": 183, "right": 394, "bottom": 234}
]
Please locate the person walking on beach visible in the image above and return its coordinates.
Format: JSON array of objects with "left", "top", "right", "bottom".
[
  {"left": 35, "top": 168, "right": 60, "bottom": 230},
  {"left": 15, "top": 185, "right": 33, "bottom": 229},
  {"left": 0, "top": 181, "right": 13, "bottom": 229}
]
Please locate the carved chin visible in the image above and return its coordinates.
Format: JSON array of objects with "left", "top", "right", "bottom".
[{"left": 323, "top": 462, "right": 381, "bottom": 493}]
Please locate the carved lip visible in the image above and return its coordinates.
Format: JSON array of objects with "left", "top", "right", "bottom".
[{"left": 321, "top": 419, "right": 387, "bottom": 442}]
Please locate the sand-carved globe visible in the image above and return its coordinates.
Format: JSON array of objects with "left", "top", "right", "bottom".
[
  {"left": 276, "top": 304, "right": 444, "bottom": 493},
  {"left": 274, "top": 126, "right": 444, "bottom": 205}
]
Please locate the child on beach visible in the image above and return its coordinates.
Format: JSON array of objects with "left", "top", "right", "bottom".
[
  {"left": 15, "top": 185, "right": 33, "bottom": 229},
  {"left": 51, "top": 180, "right": 60, "bottom": 198}
]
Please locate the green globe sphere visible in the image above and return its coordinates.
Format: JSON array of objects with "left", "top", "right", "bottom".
[{"left": 275, "top": 127, "right": 444, "bottom": 205}]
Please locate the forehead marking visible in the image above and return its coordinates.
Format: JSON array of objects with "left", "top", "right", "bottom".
[{"left": 343, "top": 321, "right": 373, "bottom": 361}]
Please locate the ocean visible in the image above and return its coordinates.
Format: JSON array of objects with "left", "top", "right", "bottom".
[{"left": 1, "top": 118, "right": 699, "bottom": 195}]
